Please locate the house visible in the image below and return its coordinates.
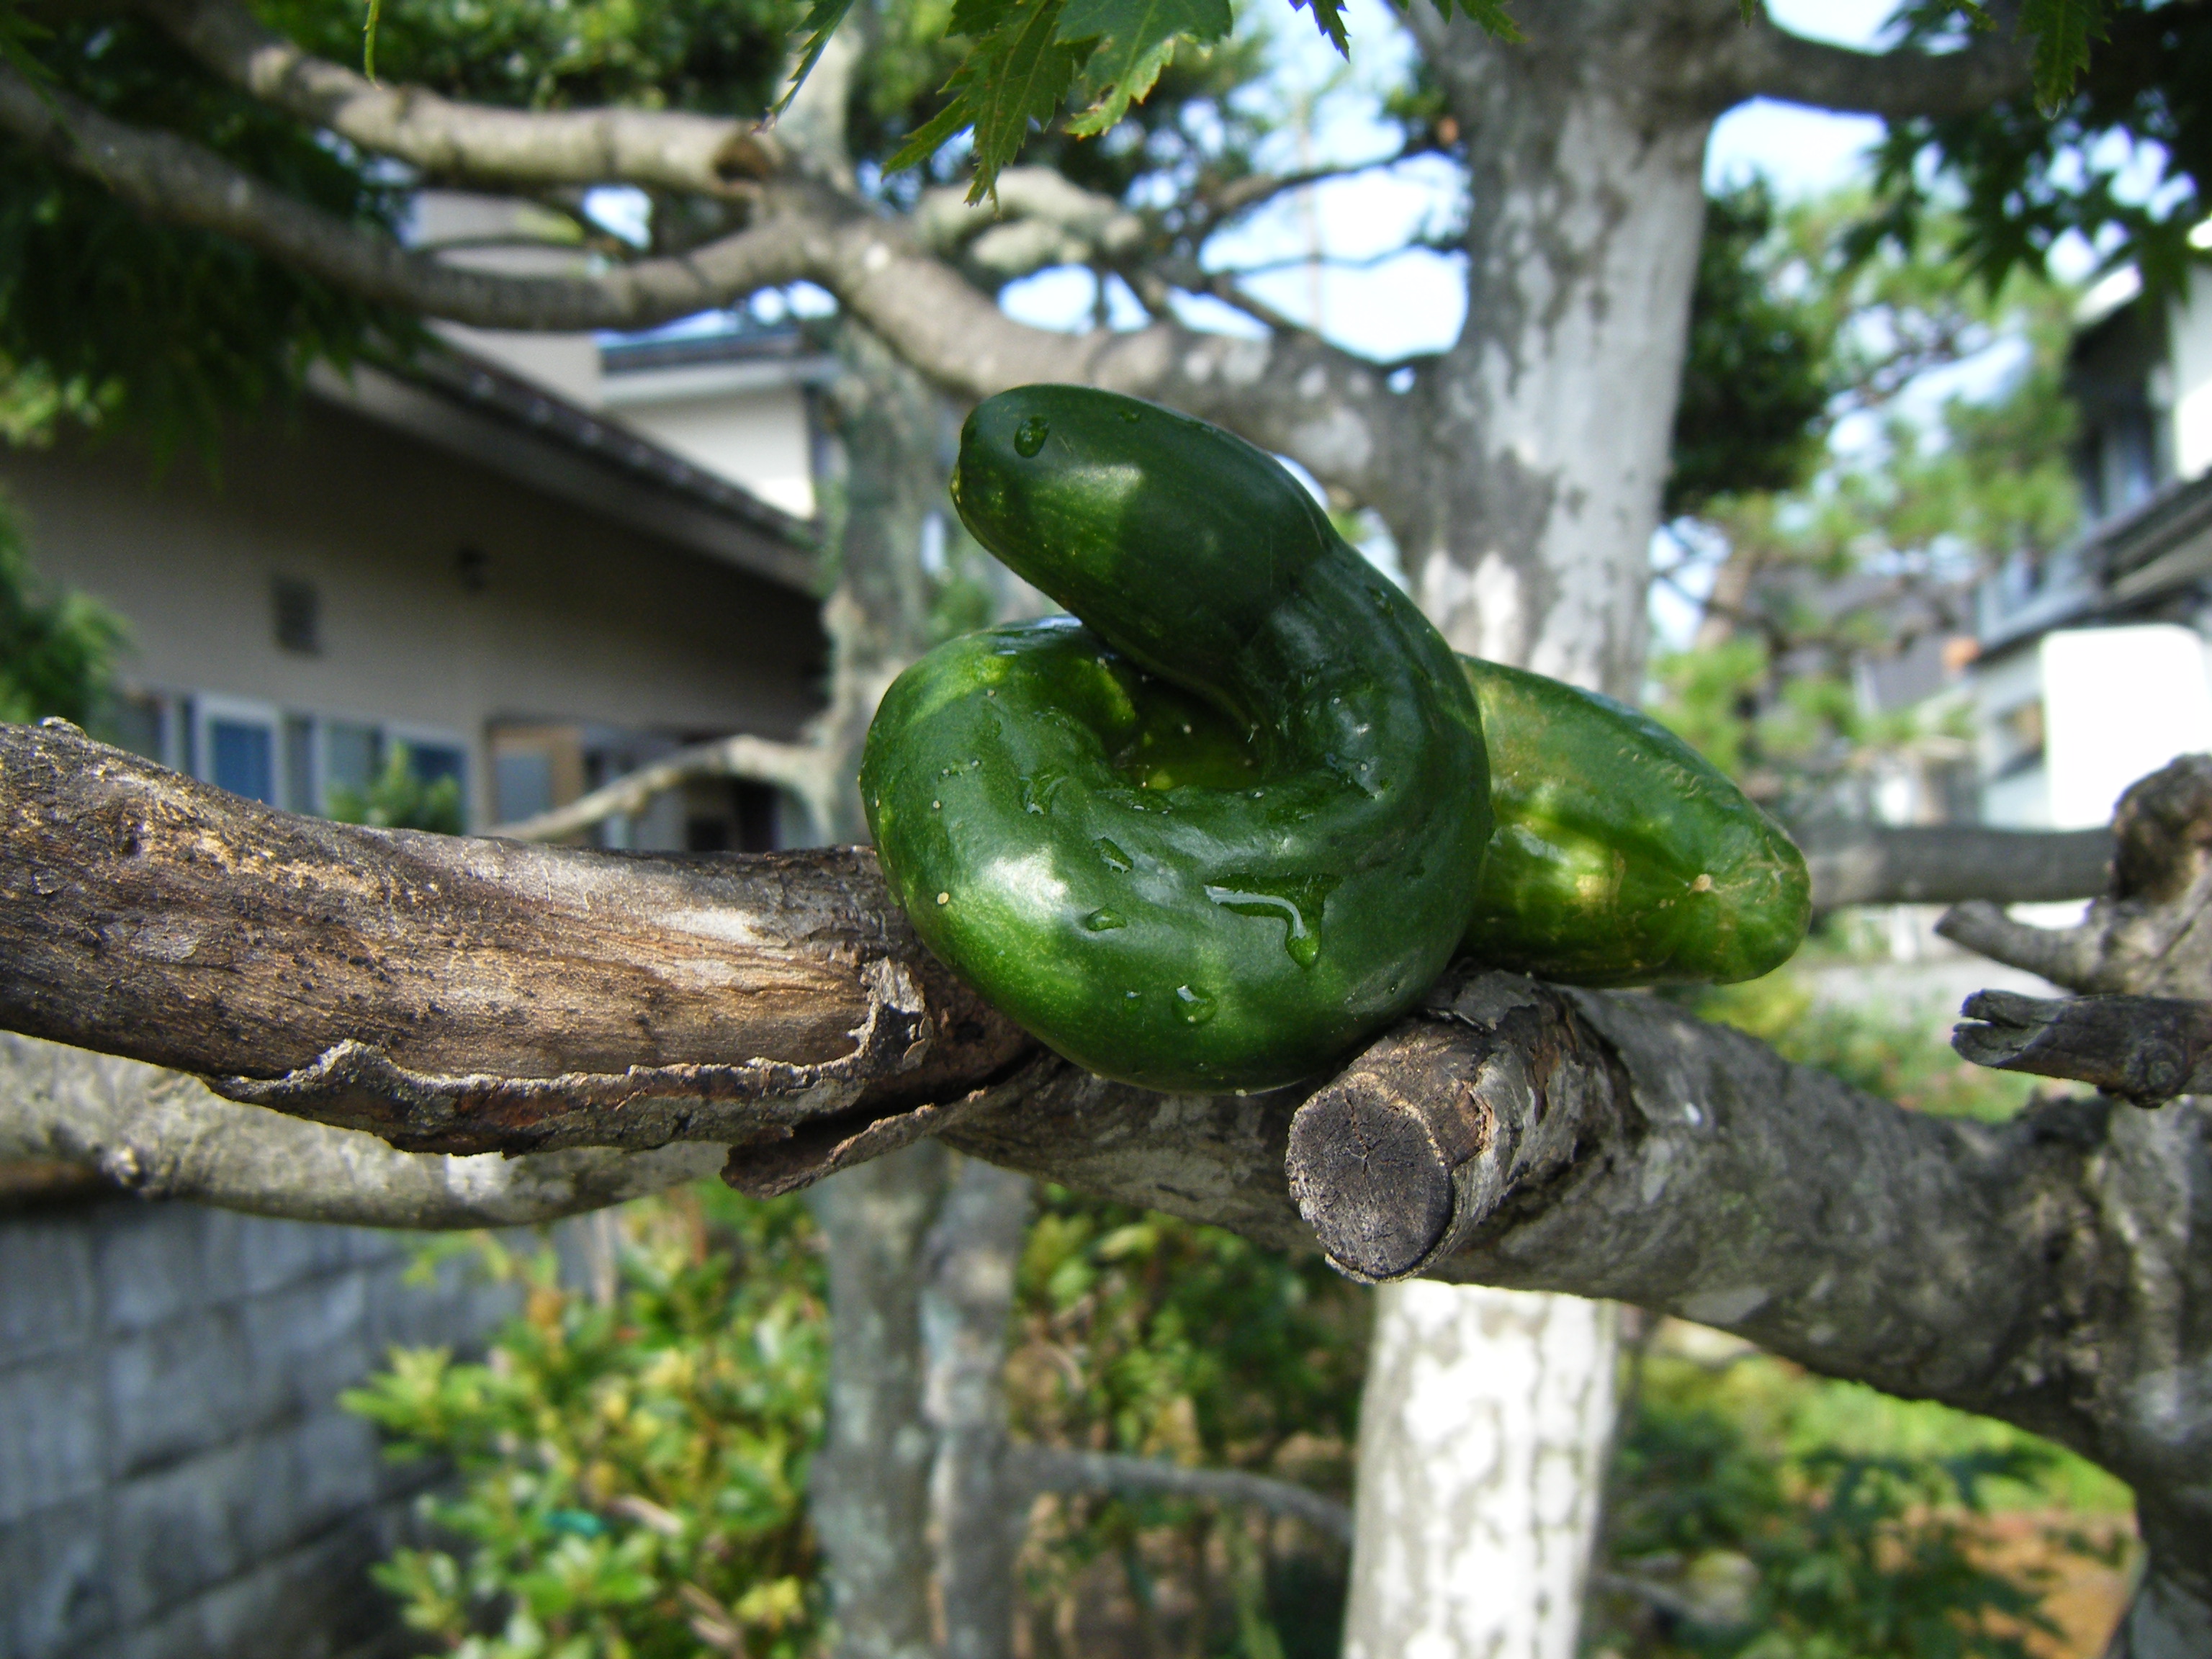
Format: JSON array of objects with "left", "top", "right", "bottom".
[
  {"left": 0, "top": 333, "right": 830, "bottom": 848},
  {"left": 1966, "top": 252, "right": 2212, "bottom": 830}
]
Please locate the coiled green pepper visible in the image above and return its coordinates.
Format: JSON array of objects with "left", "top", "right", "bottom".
[
  {"left": 862, "top": 385, "right": 1809, "bottom": 1091},
  {"left": 859, "top": 387, "right": 1491, "bottom": 1092}
]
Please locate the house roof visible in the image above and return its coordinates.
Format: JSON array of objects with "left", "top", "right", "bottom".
[
  {"left": 2105, "top": 469, "right": 2212, "bottom": 606},
  {"left": 305, "top": 343, "right": 820, "bottom": 595},
  {"left": 1979, "top": 468, "right": 2212, "bottom": 655}
]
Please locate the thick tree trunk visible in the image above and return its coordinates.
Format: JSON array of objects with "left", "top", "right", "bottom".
[
  {"left": 800, "top": 320, "right": 979, "bottom": 1659},
  {"left": 806, "top": 317, "right": 958, "bottom": 843},
  {"left": 1336, "top": 10, "right": 1718, "bottom": 1645},
  {"left": 806, "top": 1141, "right": 950, "bottom": 1659},
  {"left": 1388, "top": 3, "right": 1715, "bottom": 700},
  {"left": 1342, "top": 1285, "right": 1617, "bottom": 1659},
  {"left": 923, "top": 1156, "right": 1036, "bottom": 1659}
]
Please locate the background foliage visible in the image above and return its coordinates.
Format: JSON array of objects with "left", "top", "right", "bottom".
[
  {"left": 0, "top": 492, "right": 121, "bottom": 727},
  {"left": 1651, "top": 186, "right": 2082, "bottom": 822}
]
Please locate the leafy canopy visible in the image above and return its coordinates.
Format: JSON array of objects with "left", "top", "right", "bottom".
[
  {"left": 1, "top": 14, "right": 414, "bottom": 458},
  {"left": 1653, "top": 189, "right": 2080, "bottom": 819},
  {"left": 1866, "top": 0, "right": 2210, "bottom": 296},
  {"left": 771, "top": 0, "right": 2118, "bottom": 201}
]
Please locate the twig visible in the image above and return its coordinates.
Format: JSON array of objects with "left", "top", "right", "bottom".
[
  {"left": 1012, "top": 1446, "right": 1354, "bottom": 1547},
  {"left": 1951, "top": 989, "right": 2212, "bottom": 1107}
]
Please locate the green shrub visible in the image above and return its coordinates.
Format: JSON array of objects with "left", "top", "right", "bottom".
[
  {"left": 342, "top": 1191, "right": 827, "bottom": 1659},
  {"left": 0, "top": 494, "right": 123, "bottom": 729},
  {"left": 1588, "top": 1344, "right": 2123, "bottom": 1658},
  {"left": 326, "top": 742, "right": 467, "bottom": 835},
  {"left": 1689, "top": 971, "right": 2038, "bottom": 1122},
  {"left": 1008, "top": 1187, "right": 1370, "bottom": 1656}
]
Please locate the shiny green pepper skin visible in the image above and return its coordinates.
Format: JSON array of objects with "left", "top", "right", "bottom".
[
  {"left": 860, "top": 386, "right": 1491, "bottom": 1092},
  {"left": 1462, "top": 657, "right": 1809, "bottom": 986}
]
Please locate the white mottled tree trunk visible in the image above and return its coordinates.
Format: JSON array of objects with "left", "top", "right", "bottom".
[
  {"left": 1388, "top": 3, "right": 1717, "bottom": 703},
  {"left": 1338, "top": 11, "right": 1714, "bottom": 1651},
  {"left": 1344, "top": 1285, "right": 1618, "bottom": 1659}
]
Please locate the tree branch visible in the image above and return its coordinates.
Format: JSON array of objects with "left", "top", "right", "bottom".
[
  {"left": 950, "top": 966, "right": 2209, "bottom": 1588},
  {"left": 911, "top": 166, "right": 1150, "bottom": 284},
  {"left": 134, "top": 0, "right": 778, "bottom": 195},
  {"left": 1952, "top": 989, "right": 2212, "bottom": 1107},
  {"left": 0, "top": 1031, "right": 724, "bottom": 1225},
  {"left": 0, "top": 721, "right": 1028, "bottom": 1153},
  {"left": 485, "top": 732, "right": 835, "bottom": 843},
  {"left": 1012, "top": 1447, "right": 1354, "bottom": 1547},
  {"left": 1801, "top": 824, "right": 2113, "bottom": 910},
  {"left": 1703, "top": 11, "right": 2033, "bottom": 120},
  {"left": 0, "top": 60, "right": 819, "bottom": 331},
  {"left": 1934, "top": 757, "right": 2212, "bottom": 999},
  {"left": 0, "top": 55, "right": 1423, "bottom": 500},
  {"left": 2, "top": 724, "right": 2206, "bottom": 1583}
]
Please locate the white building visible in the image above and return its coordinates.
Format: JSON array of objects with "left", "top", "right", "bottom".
[
  {"left": 1970, "top": 252, "right": 2212, "bottom": 830},
  {"left": 415, "top": 192, "right": 835, "bottom": 521}
]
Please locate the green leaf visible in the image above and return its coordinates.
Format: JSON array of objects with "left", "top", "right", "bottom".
[
  {"left": 887, "top": 0, "right": 1088, "bottom": 202},
  {"left": 1391, "top": 0, "right": 1520, "bottom": 45},
  {"left": 0, "top": 0, "right": 53, "bottom": 85},
  {"left": 1057, "top": 0, "right": 1231, "bottom": 138},
  {"left": 2018, "top": 0, "right": 2105, "bottom": 112},
  {"left": 772, "top": 0, "right": 859, "bottom": 117},
  {"left": 1291, "top": 0, "right": 1350, "bottom": 55}
]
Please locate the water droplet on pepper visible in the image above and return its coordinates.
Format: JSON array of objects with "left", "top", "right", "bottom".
[
  {"left": 1174, "top": 986, "right": 1217, "bottom": 1025},
  {"left": 1204, "top": 875, "right": 1336, "bottom": 968},
  {"left": 1014, "top": 415, "right": 1050, "bottom": 457},
  {"left": 1082, "top": 908, "right": 1126, "bottom": 932}
]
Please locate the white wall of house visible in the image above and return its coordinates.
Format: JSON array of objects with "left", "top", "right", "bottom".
[
  {"left": 1974, "top": 624, "right": 2212, "bottom": 830},
  {"left": 2173, "top": 264, "right": 2212, "bottom": 482},
  {"left": 411, "top": 191, "right": 827, "bottom": 518},
  {"left": 0, "top": 396, "right": 823, "bottom": 830},
  {"left": 1974, "top": 647, "right": 2052, "bottom": 829},
  {"left": 2041, "top": 624, "right": 2212, "bottom": 826},
  {"left": 601, "top": 372, "right": 819, "bottom": 519}
]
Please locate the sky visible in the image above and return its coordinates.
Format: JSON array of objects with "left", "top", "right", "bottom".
[{"left": 998, "top": 0, "right": 1903, "bottom": 359}]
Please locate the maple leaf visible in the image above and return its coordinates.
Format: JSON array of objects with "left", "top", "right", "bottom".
[{"left": 1058, "top": 0, "right": 1233, "bottom": 138}]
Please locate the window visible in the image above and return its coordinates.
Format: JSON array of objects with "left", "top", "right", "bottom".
[
  {"left": 407, "top": 743, "right": 467, "bottom": 790},
  {"left": 385, "top": 726, "right": 472, "bottom": 830},
  {"left": 495, "top": 750, "right": 554, "bottom": 822},
  {"left": 192, "top": 696, "right": 282, "bottom": 806},
  {"left": 321, "top": 720, "right": 380, "bottom": 805},
  {"left": 271, "top": 577, "right": 322, "bottom": 655},
  {"left": 282, "top": 715, "right": 316, "bottom": 814},
  {"left": 102, "top": 691, "right": 170, "bottom": 765}
]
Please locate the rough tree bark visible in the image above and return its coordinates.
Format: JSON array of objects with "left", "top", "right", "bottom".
[
  {"left": 0, "top": 1030, "right": 727, "bottom": 1224},
  {"left": 1341, "top": 1285, "right": 1616, "bottom": 1659},
  {"left": 1344, "top": 9, "right": 1711, "bottom": 1636},
  {"left": 922, "top": 1155, "right": 1035, "bottom": 1659},
  {"left": 807, "top": 1141, "right": 950, "bottom": 1659},
  {"left": 785, "top": 300, "right": 989, "bottom": 1659}
]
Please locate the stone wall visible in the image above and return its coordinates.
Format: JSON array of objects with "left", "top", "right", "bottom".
[{"left": 0, "top": 1195, "right": 524, "bottom": 1659}]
